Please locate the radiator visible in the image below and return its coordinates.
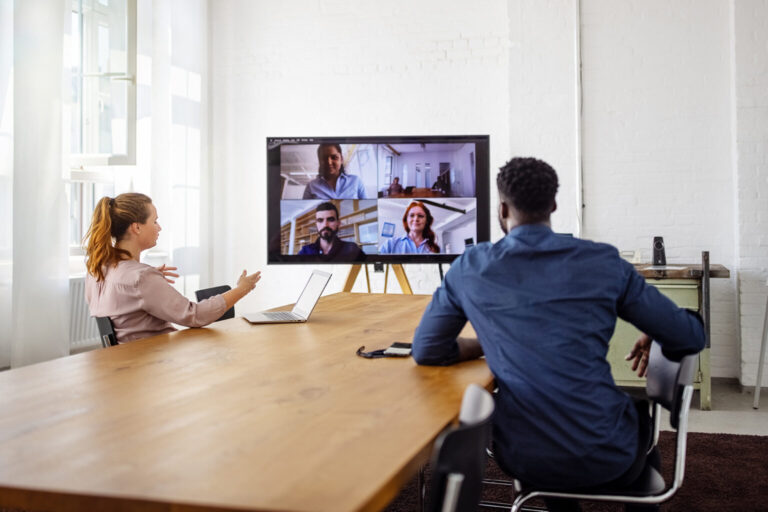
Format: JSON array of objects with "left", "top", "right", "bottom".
[{"left": 69, "top": 276, "right": 100, "bottom": 351}]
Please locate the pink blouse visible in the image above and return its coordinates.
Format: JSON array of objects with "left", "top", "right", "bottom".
[{"left": 85, "top": 260, "right": 228, "bottom": 343}]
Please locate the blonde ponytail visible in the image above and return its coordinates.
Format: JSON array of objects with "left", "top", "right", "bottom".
[{"left": 84, "top": 193, "right": 152, "bottom": 281}]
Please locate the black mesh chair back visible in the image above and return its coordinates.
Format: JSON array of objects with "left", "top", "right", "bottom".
[
  {"left": 427, "top": 384, "right": 494, "bottom": 512},
  {"left": 195, "top": 285, "right": 234, "bottom": 321},
  {"left": 95, "top": 317, "right": 118, "bottom": 347},
  {"left": 646, "top": 342, "right": 697, "bottom": 429}
]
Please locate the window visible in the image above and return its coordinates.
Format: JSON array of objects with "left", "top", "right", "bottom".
[
  {"left": 66, "top": 171, "right": 115, "bottom": 250},
  {"left": 65, "top": 0, "right": 136, "bottom": 254},
  {"left": 68, "top": 0, "right": 136, "bottom": 165}
]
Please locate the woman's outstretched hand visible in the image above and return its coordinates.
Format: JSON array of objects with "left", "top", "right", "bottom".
[
  {"left": 236, "top": 270, "right": 262, "bottom": 293},
  {"left": 221, "top": 270, "right": 262, "bottom": 309},
  {"left": 156, "top": 264, "right": 180, "bottom": 284}
]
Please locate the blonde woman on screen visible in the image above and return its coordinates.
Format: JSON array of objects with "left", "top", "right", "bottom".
[
  {"left": 379, "top": 201, "right": 440, "bottom": 254},
  {"left": 84, "top": 193, "right": 260, "bottom": 343}
]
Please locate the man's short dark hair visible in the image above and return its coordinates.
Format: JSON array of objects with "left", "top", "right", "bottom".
[
  {"left": 497, "top": 157, "right": 559, "bottom": 222},
  {"left": 316, "top": 201, "right": 339, "bottom": 218}
]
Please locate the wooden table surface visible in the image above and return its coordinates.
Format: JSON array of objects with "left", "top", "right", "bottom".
[{"left": 0, "top": 293, "right": 492, "bottom": 512}]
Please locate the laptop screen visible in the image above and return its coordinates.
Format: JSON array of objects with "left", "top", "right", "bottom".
[{"left": 291, "top": 271, "right": 331, "bottom": 319}]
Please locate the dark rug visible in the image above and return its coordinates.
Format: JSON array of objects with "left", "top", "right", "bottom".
[{"left": 384, "top": 432, "right": 768, "bottom": 511}]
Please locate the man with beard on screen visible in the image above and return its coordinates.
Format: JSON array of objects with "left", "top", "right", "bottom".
[{"left": 298, "top": 202, "right": 364, "bottom": 261}]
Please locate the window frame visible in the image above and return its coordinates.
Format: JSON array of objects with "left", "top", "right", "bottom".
[
  {"left": 69, "top": 0, "right": 137, "bottom": 168},
  {"left": 67, "top": 0, "right": 137, "bottom": 259}
]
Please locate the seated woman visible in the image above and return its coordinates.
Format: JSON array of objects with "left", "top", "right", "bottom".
[
  {"left": 84, "top": 193, "right": 261, "bottom": 343},
  {"left": 302, "top": 143, "right": 367, "bottom": 199},
  {"left": 387, "top": 177, "right": 403, "bottom": 196},
  {"left": 379, "top": 201, "right": 440, "bottom": 254}
]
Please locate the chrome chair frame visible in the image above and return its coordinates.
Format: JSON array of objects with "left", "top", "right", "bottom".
[{"left": 480, "top": 341, "right": 697, "bottom": 511}]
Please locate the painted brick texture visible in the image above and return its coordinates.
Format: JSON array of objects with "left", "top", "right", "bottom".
[
  {"left": 580, "top": 0, "right": 740, "bottom": 379},
  {"left": 209, "top": 0, "right": 764, "bottom": 384},
  {"left": 210, "top": 0, "right": 511, "bottom": 305},
  {"left": 735, "top": 0, "right": 768, "bottom": 386}
]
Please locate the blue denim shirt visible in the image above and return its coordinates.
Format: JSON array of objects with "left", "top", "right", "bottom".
[
  {"left": 379, "top": 235, "right": 437, "bottom": 254},
  {"left": 302, "top": 173, "right": 367, "bottom": 199},
  {"left": 412, "top": 224, "right": 705, "bottom": 488}
]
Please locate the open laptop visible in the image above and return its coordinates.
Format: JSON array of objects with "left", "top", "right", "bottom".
[{"left": 243, "top": 270, "right": 331, "bottom": 324}]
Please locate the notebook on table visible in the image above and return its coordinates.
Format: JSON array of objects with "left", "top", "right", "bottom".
[{"left": 243, "top": 270, "right": 331, "bottom": 324}]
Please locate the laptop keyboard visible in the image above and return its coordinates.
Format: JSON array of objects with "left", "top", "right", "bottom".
[{"left": 264, "top": 311, "right": 297, "bottom": 321}]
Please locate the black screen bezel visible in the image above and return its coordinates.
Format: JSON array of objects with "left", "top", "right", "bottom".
[{"left": 267, "top": 135, "right": 490, "bottom": 264}]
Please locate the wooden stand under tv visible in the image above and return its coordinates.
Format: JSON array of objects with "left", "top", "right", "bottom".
[{"left": 343, "top": 264, "right": 413, "bottom": 295}]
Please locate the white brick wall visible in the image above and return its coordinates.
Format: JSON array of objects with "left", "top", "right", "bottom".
[
  {"left": 579, "top": 0, "right": 740, "bottom": 379},
  {"left": 210, "top": 0, "right": 511, "bottom": 309},
  {"left": 734, "top": 0, "right": 768, "bottom": 386},
  {"left": 507, "top": 0, "right": 581, "bottom": 237},
  {"left": 208, "top": 0, "right": 765, "bottom": 384}
]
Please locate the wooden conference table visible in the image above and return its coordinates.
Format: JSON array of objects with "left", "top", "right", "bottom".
[{"left": 0, "top": 293, "right": 492, "bottom": 512}]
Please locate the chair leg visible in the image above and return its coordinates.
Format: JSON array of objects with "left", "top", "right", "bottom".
[
  {"left": 511, "top": 493, "right": 549, "bottom": 512},
  {"left": 754, "top": 292, "right": 768, "bottom": 409},
  {"left": 419, "top": 465, "right": 425, "bottom": 512},
  {"left": 479, "top": 449, "right": 516, "bottom": 510}
]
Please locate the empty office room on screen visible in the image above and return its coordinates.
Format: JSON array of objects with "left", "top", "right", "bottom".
[{"left": 1, "top": 1, "right": 767, "bottom": 512}]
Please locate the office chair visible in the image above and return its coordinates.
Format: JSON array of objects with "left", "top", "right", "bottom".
[
  {"left": 425, "top": 383, "right": 495, "bottom": 512},
  {"left": 496, "top": 341, "right": 697, "bottom": 512},
  {"left": 95, "top": 316, "right": 118, "bottom": 347},
  {"left": 195, "top": 285, "right": 235, "bottom": 322}
]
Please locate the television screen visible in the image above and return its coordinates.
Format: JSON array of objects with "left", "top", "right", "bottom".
[{"left": 267, "top": 135, "right": 490, "bottom": 264}]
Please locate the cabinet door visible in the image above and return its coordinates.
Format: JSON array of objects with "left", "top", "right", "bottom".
[{"left": 607, "top": 280, "right": 699, "bottom": 384}]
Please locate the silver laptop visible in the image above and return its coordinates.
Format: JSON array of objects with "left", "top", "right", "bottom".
[{"left": 243, "top": 270, "right": 331, "bottom": 324}]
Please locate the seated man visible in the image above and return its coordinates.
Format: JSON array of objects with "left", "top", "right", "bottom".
[
  {"left": 298, "top": 202, "right": 364, "bottom": 261},
  {"left": 412, "top": 157, "right": 705, "bottom": 512},
  {"left": 431, "top": 174, "right": 450, "bottom": 195}
]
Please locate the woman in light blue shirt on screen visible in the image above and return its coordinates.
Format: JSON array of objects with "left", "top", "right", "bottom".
[
  {"left": 380, "top": 201, "right": 440, "bottom": 254},
  {"left": 302, "top": 143, "right": 367, "bottom": 199}
]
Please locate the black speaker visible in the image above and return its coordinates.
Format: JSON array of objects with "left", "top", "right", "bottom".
[{"left": 652, "top": 236, "right": 666, "bottom": 266}]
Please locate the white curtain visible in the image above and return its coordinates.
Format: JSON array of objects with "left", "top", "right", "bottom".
[
  {"left": 0, "top": 0, "right": 12, "bottom": 368},
  {"left": 3, "top": 0, "right": 70, "bottom": 368},
  {"left": 0, "top": 0, "right": 210, "bottom": 369},
  {"left": 138, "top": 0, "right": 209, "bottom": 296}
]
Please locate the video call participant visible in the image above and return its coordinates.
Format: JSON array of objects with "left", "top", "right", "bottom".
[
  {"left": 297, "top": 202, "right": 364, "bottom": 261},
  {"left": 431, "top": 174, "right": 450, "bottom": 196},
  {"left": 387, "top": 177, "right": 403, "bottom": 196},
  {"left": 303, "top": 143, "right": 367, "bottom": 199},
  {"left": 411, "top": 157, "right": 705, "bottom": 512},
  {"left": 379, "top": 201, "right": 440, "bottom": 254},
  {"left": 84, "top": 193, "right": 261, "bottom": 343}
]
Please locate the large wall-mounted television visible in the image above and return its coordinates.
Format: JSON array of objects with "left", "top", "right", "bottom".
[{"left": 267, "top": 135, "right": 490, "bottom": 264}]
